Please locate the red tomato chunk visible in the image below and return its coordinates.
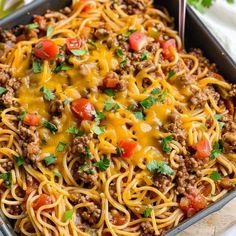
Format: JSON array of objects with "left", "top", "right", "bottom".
[
  {"left": 71, "top": 98, "right": 95, "bottom": 120},
  {"left": 32, "top": 194, "right": 52, "bottom": 210},
  {"left": 160, "top": 39, "right": 176, "bottom": 61},
  {"left": 194, "top": 139, "right": 211, "bottom": 160},
  {"left": 129, "top": 32, "right": 147, "bottom": 52},
  {"left": 23, "top": 113, "right": 40, "bottom": 126},
  {"left": 118, "top": 140, "right": 137, "bottom": 158},
  {"left": 34, "top": 39, "right": 58, "bottom": 60},
  {"left": 66, "top": 38, "right": 81, "bottom": 51}
]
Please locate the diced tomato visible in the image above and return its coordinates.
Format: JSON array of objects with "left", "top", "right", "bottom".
[
  {"left": 220, "top": 178, "right": 233, "bottom": 190},
  {"left": 180, "top": 188, "right": 207, "bottom": 217},
  {"left": 103, "top": 77, "right": 119, "bottom": 88},
  {"left": 129, "top": 32, "right": 147, "bottom": 52},
  {"left": 80, "top": 0, "right": 92, "bottom": 12},
  {"left": 23, "top": 113, "right": 40, "bottom": 126},
  {"left": 32, "top": 194, "right": 52, "bottom": 210},
  {"left": 160, "top": 39, "right": 176, "bottom": 61},
  {"left": 66, "top": 38, "right": 81, "bottom": 51},
  {"left": 71, "top": 98, "right": 95, "bottom": 120},
  {"left": 111, "top": 211, "right": 126, "bottom": 225},
  {"left": 194, "top": 139, "right": 211, "bottom": 160},
  {"left": 34, "top": 39, "right": 58, "bottom": 60},
  {"left": 117, "top": 140, "right": 137, "bottom": 158}
]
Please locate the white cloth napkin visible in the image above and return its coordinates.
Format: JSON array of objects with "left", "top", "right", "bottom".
[{"left": 192, "top": 0, "right": 236, "bottom": 62}]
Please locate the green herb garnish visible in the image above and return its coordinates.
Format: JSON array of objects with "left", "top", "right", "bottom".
[
  {"left": 116, "top": 49, "right": 123, "bottom": 58},
  {"left": 151, "top": 88, "right": 161, "bottom": 95},
  {"left": 120, "top": 59, "right": 127, "bottom": 66},
  {"left": 210, "top": 171, "right": 222, "bottom": 181},
  {"left": 27, "top": 23, "right": 39, "bottom": 29},
  {"left": 88, "top": 39, "right": 97, "bottom": 49},
  {"left": 0, "top": 86, "right": 7, "bottom": 95},
  {"left": 56, "top": 142, "right": 67, "bottom": 152},
  {"left": 92, "top": 126, "right": 105, "bottom": 135},
  {"left": 71, "top": 49, "right": 88, "bottom": 56},
  {"left": 92, "top": 111, "right": 106, "bottom": 122},
  {"left": 46, "top": 26, "right": 54, "bottom": 37},
  {"left": 44, "top": 154, "right": 56, "bottom": 166},
  {"left": 141, "top": 51, "right": 148, "bottom": 61},
  {"left": 43, "top": 120, "right": 58, "bottom": 133},
  {"left": 116, "top": 147, "right": 124, "bottom": 155},
  {"left": 66, "top": 127, "right": 83, "bottom": 136},
  {"left": 167, "top": 71, "right": 175, "bottom": 80},
  {"left": 63, "top": 209, "right": 74, "bottom": 221},
  {"left": 40, "top": 87, "right": 55, "bottom": 101},
  {"left": 144, "top": 207, "right": 152, "bottom": 217},
  {"left": 18, "top": 111, "right": 26, "bottom": 121},
  {"left": 104, "top": 99, "right": 120, "bottom": 111},
  {"left": 162, "top": 135, "right": 173, "bottom": 153},
  {"left": 210, "top": 140, "right": 224, "bottom": 159},
  {"left": 94, "top": 156, "right": 110, "bottom": 171},
  {"left": 140, "top": 96, "right": 157, "bottom": 109},
  {"left": 32, "top": 61, "right": 42, "bottom": 73},
  {"left": 0, "top": 172, "right": 12, "bottom": 188},
  {"left": 122, "top": 29, "right": 136, "bottom": 37},
  {"left": 133, "top": 111, "right": 144, "bottom": 120},
  {"left": 147, "top": 160, "right": 174, "bottom": 176},
  {"left": 14, "top": 156, "right": 25, "bottom": 167},
  {"left": 104, "top": 88, "right": 115, "bottom": 97},
  {"left": 54, "top": 62, "right": 72, "bottom": 73}
]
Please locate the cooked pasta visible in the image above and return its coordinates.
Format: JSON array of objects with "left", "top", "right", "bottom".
[{"left": 0, "top": 0, "right": 235, "bottom": 235}]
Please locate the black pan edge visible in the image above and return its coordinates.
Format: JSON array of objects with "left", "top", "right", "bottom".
[{"left": 0, "top": 1, "right": 236, "bottom": 235}]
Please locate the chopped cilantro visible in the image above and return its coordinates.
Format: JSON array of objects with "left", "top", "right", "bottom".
[
  {"left": 140, "top": 96, "right": 157, "bottom": 109},
  {"left": 63, "top": 209, "right": 74, "bottom": 221},
  {"left": 92, "top": 126, "right": 105, "bottom": 135},
  {"left": 63, "top": 99, "right": 70, "bottom": 105},
  {"left": 40, "top": 87, "right": 55, "bottom": 101},
  {"left": 14, "top": 156, "right": 25, "bottom": 167},
  {"left": 210, "top": 140, "right": 224, "bottom": 159},
  {"left": 84, "top": 146, "right": 92, "bottom": 159},
  {"left": 54, "top": 170, "right": 62, "bottom": 177},
  {"left": 54, "top": 62, "right": 72, "bottom": 73},
  {"left": 120, "top": 59, "right": 127, "bottom": 66},
  {"left": 79, "top": 163, "right": 90, "bottom": 172},
  {"left": 157, "top": 90, "right": 167, "bottom": 103},
  {"left": 56, "top": 53, "right": 62, "bottom": 58},
  {"left": 0, "top": 86, "right": 7, "bottom": 95},
  {"left": 32, "top": 61, "right": 42, "bottom": 73},
  {"left": 219, "top": 122, "right": 225, "bottom": 129},
  {"left": 26, "top": 23, "right": 39, "bottom": 29},
  {"left": 104, "top": 88, "right": 115, "bottom": 96},
  {"left": 88, "top": 39, "right": 97, "bottom": 49},
  {"left": 56, "top": 142, "right": 67, "bottom": 152},
  {"left": 43, "top": 120, "right": 58, "bottom": 133},
  {"left": 214, "top": 114, "right": 222, "bottom": 120},
  {"left": 71, "top": 49, "right": 88, "bottom": 56},
  {"left": 210, "top": 171, "right": 222, "bottom": 181},
  {"left": 18, "top": 111, "right": 26, "bottom": 121},
  {"left": 44, "top": 154, "right": 56, "bottom": 166},
  {"left": 116, "top": 147, "right": 124, "bottom": 155},
  {"left": 167, "top": 71, "right": 175, "bottom": 80},
  {"left": 162, "top": 135, "right": 173, "bottom": 153},
  {"left": 147, "top": 160, "right": 174, "bottom": 176},
  {"left": 116, "top": 49, "right": 123, "bottom": 58},
  {"left": 104, "top": 99, "right": 120, "bottom": 111},
  {"left": 91, "top": 111, "right": 106, "bottom": 122},
  {"left": 144, "top": 207, "right": 152, "bottom": 217},
  {"left": 122, "top": 29, "right": 136, "bottom": 37},
  {"left": 141, "top": 51, "right": 148, "bottom": 61},
  {"left": 66, "top": 127, "right": 83, "bottom": 136},
  {"left": 0, "top": 172, "right": 12, "bottom": 188},
  {"left": 151, "top": 88, "right": 161, "bottom": 95},
  {"left": 46, "top": 26, "right": 54, "bottom": 37},
  {"left": 94, "top": 156, "right": 110, "bottom": 171},
  {"left": 133, "top": 111, "right": 144, "bottom": 120}
]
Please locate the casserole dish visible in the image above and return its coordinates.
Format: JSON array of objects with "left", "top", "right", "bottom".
[{"left": 0, "top": 0, "right": 236, "bottom": 236}]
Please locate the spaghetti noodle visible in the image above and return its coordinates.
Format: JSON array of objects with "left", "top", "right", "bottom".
[{"left": 0, "top": 0, "right": 236, "bottom": 235}]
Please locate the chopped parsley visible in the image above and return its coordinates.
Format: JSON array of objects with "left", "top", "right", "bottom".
[
  {"left": 133, "top": 111, "right": 144, "bottom": 120},
  {"left": 63, "top": 209, "right": 74, "bottom": 221},
  {"left": 210, "top": 140, "right": 224, "bottom": 159},
  {"left": 56, "top": 142, "right": 67, "bottom": 152},
  {"left": 56, "top": 53, "right": 62, "bottom": 58},
  {"left": 219, "top": 122, "right": 225, "bottom": 129},
  {"left": 71, "top": 49, "right": 88, "bottom": 56},
  {"left": 32, "top": 61, "right": 42, "bottom": 73},
  {"left": 79, "top": 163, "right": 90, "bottom": 172},
  {"left": 116, "top": 147, "right": 124, "bottom": 155},
  {"left": 66, "top": 127, "right": 83, "bottom": 136},
  {"left": 116, "top": 49, "right": 123, "bottom": 58},
  {"left": 84, "top": 146, "right": 92, "bottom": 159},
  {"left": 44, "top": 154, "right": 56, "bottom": 166},
  {"left": 40, "top": 87, "right": 55, "bottom": 101},
  {"left": 43, "top": 120, "right": 58, "bottom": 133},
  {"left": 0, "top": 172, "right": 12, "bottom": 188},
  {"left": 104, "top": 88, "right": 115, "bottom": 97},
  {"left": 46, "top": 26, "right": 54, "bottom": 37},
  {"left": 14, "top": 156, "right": 25, "bottom": 167},
  {"left": 140, "top": 96, "right": 157, "bottom": 109},
  {"left": 0, "top": 86, "right": 7, "bottom": 95},
  {"left": 141, "top": 51, "right": 148, "bottom": 61},
  {"left": 162, "top": 135, "right": 173, "bottom": 153},
  {"left": 94, "top": 156, "right": 110, "bottom": 171},
  {"left": 92, "top": 126, "right": 105, "bottom": 135},
  {"left": 210, "top": 171, "right": 222, "bottom": 181},
  {"left": 26, "top": 23, "right": 39, "bottom": 29},
  {"left": 88, "top": 39, "right": 97, "bottom": 49},
  {"left": 122, "top": 29, "right": 136, "bottom": 37},
  {"left": 54, "top": 62, "right": 72, "bottom": 73},
  {"left": 92, "top": 111, "right": 106, "bottom": 122},
  {"left": 147, "top": 160, "right": 174, "bottom": 176},
  {"left": 167, "top": 71, "right": 175, "bottom": 80},
  {"left": 18, "top": 111, "right": 26, "bottom": 121},
  {"left": 104, "top": 99, "right": 120, "bottom": 111},
  {"left": 151, "top": 88, "right": 161, "bottom": 95},
  {"left": 144, "top": 207, "right": 152, "bottom": 217}
]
